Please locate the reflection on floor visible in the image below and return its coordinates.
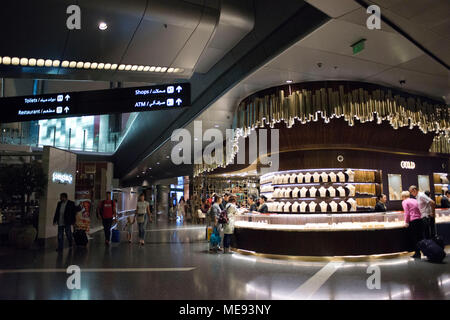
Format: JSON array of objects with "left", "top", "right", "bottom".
[{"left": 0, "top": 214, "right": 449, "bottom": 300}]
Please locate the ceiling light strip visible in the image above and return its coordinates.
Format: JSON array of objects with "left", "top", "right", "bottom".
[{"left": 0, "top": 55, "right": 185, "bottom": 73}]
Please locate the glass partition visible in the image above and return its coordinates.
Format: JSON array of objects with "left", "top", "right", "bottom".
[
  {"left": 418, "top": 175, "right": 431, "bottom": 193},
  {"left": 0, "top": 112, "right": 139, "bottom": 154},
  {"left": 388, "top": 174, "right": 402, "bottom": 200}
]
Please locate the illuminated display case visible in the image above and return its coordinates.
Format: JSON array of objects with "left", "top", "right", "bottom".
[
  {"left": 260, "top": 168, "right": 382, "bottom": 214},
  {"left": 434, "top": 173, "right": 449, "bottom": 207},
  {"left": 233, "top": 209, "right": 450, "bottom": 256},
  {"left": 235, "top": 209, "right": 450, "bottom": 231}
]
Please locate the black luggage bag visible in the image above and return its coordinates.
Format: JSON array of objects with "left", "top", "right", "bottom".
[
  {"left": 418, "top": 239, "right": 446, "bottom": 263},
  {"left": 73, "top": 229, "right": 88, "bottom": 246}
]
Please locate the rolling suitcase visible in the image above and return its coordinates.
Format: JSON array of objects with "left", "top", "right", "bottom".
[
  {"left": 73, "top": 229, "right": 88, "bottom": 246},
  {"left": 418, "top": 239, "right": 446, "bottom": 263},
  {"left": 111, "top": 229, "right": 120, "bottom": 243}
]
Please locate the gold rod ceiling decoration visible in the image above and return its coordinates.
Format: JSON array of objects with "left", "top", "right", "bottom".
[{"left": 194, "top": 83, "right": 449, "bottom": 177}]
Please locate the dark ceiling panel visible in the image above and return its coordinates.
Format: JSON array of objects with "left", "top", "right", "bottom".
[
  {"left": 62, "top": 0, "right": 147, "bottom": 63},
  {"left": 0, "top": 0, "right": 72, "bottom": 59}
]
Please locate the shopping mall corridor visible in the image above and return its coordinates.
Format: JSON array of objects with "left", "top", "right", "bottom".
[{"left": 0, "top": 214, "right": 449, "bottom": 300}]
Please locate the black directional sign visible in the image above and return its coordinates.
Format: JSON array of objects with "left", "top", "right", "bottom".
[{"left": 0, "top": 83, "right": 190, "bottom": 123}]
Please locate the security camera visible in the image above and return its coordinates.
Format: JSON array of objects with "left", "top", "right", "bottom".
[{"left": 399, "top": 79, "right": 406, "bottom": 85}]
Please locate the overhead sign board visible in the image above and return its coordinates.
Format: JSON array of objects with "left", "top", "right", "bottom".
[{"left": 0, "top": 83, "right": 190, "bottom": 123}]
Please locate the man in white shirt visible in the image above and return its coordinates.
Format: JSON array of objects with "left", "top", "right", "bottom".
[{"left": 409, "top": 185, "right": 435, "bottom": 239}]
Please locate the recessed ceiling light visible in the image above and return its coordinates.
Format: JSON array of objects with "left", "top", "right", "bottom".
[
  {"left": 173, "top": 68, "right": 179, "bottom": 73},
  {"left": 137, "top": 65, "right": 144, "bottom": 71},
  {"left": 37, "top": 59, "right": 45, "bottom": 67},
  {"left": 160, "top": 67, "right": 167, "bottom": 72},
  {"left": 118, "top": 64, "right": 125, "bottom": 70},
  {"left": 131, "top": 65, "right": 138, "bottom": 71},
  {"left": 99, "top": 22, "right": 108, "bottom": 30},
  {"left": 111, "top": 64, "right": 118, "bottom": 70},
  {"left": 125, "top": 65, "right": 132, "bottom": 71},
  {"left": 44, "top": 59, "right": 52, "bottom": 67},
  {"left": 97, "top": 63, "right": 105, "bottom": 69},
  {"left": 155, "top": 66, "right": 161, "bottom": 72},
  {"left": 91, "top": 62, "right": 98, "bottom": 69},
  {"left": 104, "top": 63, "right": 111, "bottom": 70},
  {"left": 2, "top": 56, "right": 11, "bottom": 65},
  {"left": 286, "top": 80, "right": 293, "bottom": 83},
  {"left": 29, "top": 58, "right": 36, "bottom": 66},
  {"left": 214, "top": 124, "right": 219, "bottom": 128},
  {"left": 76, "top": 61, "right": 84, "bottom": 68},
  {"left": 20, "top": 58, "right": 28, "bottom": 66},
  {"left": 52, "top": 60, "right": 60, "bottom": 67},
  {"left": 143, "top": 66, "right": 150, "bottom": 72},
  {"left": 61, "top": 60, "right": 69, "bottom": 68},
  {"left": 11, "top": 57, "right": 20, "bottom": 65},
  {"left": 167, "top": 67, "right": 174, "bottom": 73},
  {"left": 149, "top": 66, "right": 156, "bottom": 72}
]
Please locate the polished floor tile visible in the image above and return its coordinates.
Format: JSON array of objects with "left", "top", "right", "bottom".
[{"left": 0, "top": 215, "right": 449, "bottom": 300}]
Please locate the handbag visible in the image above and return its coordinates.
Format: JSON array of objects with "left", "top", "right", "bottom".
[{"left": 198, "top": 209, "right": 205, "bottom": 219}]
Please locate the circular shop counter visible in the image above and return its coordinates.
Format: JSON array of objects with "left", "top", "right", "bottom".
[{"left": 233, "top": 210, "right": 450, "bottom": 257}]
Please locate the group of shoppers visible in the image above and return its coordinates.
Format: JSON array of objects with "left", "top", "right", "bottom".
[
  {"left": 54, "top": 191, "right": 152, "bottom": 250},
  {"left": 207, "top": 193, "right": 236, "bottom": 253},
  {"left": 402, "top": 185, "right": 437, "bottom": 259},
  {"left": 205, "top": 192, "right": 270, "bottom": 254}
]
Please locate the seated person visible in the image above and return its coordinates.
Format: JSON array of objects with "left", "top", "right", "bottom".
[
  {"left": 374, "top": 194, "right": 387, "bottom": 212},
  {"left": 258, "top": 196, "right": 269, "bottom": 213},
  {"left": 441, "top": 190, "right": 450, "bottom": 208}
]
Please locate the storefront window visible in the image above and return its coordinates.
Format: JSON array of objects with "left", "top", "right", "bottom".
[
  {"left": 388, "top": 174, "right": 402, "bottom": 200},
  {"left": 418, "top": 175, "right": 431, "bottom": 193}
]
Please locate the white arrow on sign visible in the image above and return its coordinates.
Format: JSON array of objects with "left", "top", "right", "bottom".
[
  {"left": 65, "top": 94, "right": 70, "bottom": 101},
  {"left": 64, "top": 107, "right": 70, "bottom": 113},
  {"left": 176, "top": 86, "right": 182, "bottom": 93},
  {"left": 175, "top": 98, "right": 182, "bottom": 106}
]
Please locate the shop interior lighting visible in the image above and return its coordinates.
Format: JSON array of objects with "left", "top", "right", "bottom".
[
  {"left": 98, "top": 22, "right": 108, "bottom": 30},
  {"left": 0, "top": 56, "right": 185, "bottom": 73}
]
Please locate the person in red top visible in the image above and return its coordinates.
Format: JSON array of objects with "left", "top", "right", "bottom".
[
  {"left": 401, "top": 191, "right": 424, "bottom": 259},
  {"left": 97, "top": 191, "right": 117, "bottom": 245}
]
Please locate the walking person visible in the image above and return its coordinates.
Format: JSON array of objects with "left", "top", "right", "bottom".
[
  {"left": 97, "top": 191, "right": 117, "bottom": 246},
  {"left": 402, "top": 191, "right": 424, "bottom": 259},
  {"left": 209, "top": 195, "right": 223, "bottom": 253},
  {"left": 223, "top": 196, "right": 238, "bottom": 254},
  {"left": 53, "top": 193, "right": 77, "bottom": 251},
  {"left": 123, "top": 216, "right": 135, "bottom": 243},
  {"left": 135, "top": 193, "right": 152, "bottom": 246},
  {"left": 409, "top": 185, "right": 436, "bottom": 239},
  {"left": 177, "top": 196, "right": 186, "bottom": 223}
]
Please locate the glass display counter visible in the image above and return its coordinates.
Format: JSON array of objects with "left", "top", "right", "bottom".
[
  {"left": 232, "top": 209, "right": 450, "bottom": 257},
  {"left": 235, "top": 209, "right": 450, "bottom": 232}
]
